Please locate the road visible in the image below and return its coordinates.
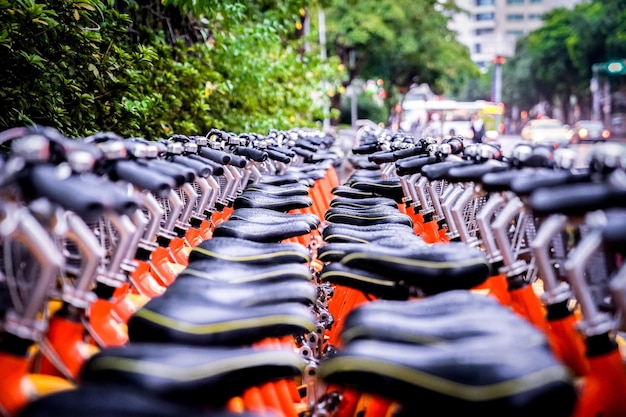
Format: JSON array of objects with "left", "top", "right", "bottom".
[{"left": 494, "top": 134, "right": 626, "bottom": 167}]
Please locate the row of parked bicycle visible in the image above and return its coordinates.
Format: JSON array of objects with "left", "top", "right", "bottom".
[{"left": 0, "top": 122, "right": 625, "bottom": 417}]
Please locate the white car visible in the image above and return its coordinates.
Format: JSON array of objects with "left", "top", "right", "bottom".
[{"left": 520, "top": 118, "right": 573, "bottom": 145}]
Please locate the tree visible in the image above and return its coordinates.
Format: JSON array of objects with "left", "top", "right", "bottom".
[
  {"left": 314, "top": 0, "right": 478, "bottom": 122},
  {"left": 502, "top": 0, "right": 626, "bottom": 123},
  {"left": 0, "top": 0, "right": 344, "bottom": 137}
]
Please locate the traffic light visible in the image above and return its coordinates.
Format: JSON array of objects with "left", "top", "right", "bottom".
[{"left": 607, "top": 60, "right": 626, "bottom": 74}]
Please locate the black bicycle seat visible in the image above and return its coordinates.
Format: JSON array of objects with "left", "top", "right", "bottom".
[
  {"left": 188, "top": 237, "right": 310, "bottom": 264},
  {"left": 340, "top": 299, "right": 546, "bottom": 347},
  {"left": 318, "top": 338, "right": 576, "bottom": 417},
  {"left": 17, "top": 384, "right": 260, "bottom": 417},
  {"left": 233, "top": 190, "right": 313, "bottom": 211},
  {"left": 128, "top": 301, "right": 315, "bottom": 346},
  {"left": 324, "top": 204, "right": 401, "bottom": 218},
  {"left": 258, "top": 173, "right": 302, "bottom": 186},
  {"left": 81, "top": 344, "right": 306, "bottom": 406},
  {"left": 229, "top": 208, "right": 320, "bottom": 228},
  {"left": 331, "top": 185, "right": 379, "bottom": 199},
  {"left": 212, "top": 219, "right": 312, "bottom": 243},
  {"left": 180, "top": 259, "right": 312, "bottom": 284},
  {"left": 157, "top": 277, "right": 317, "bottom": 307},
  {"left": 318, "top": 237, "right": 426, "bottom": 263},
  {"left": 324, "top": 208, "right": 413, "bottom": 227},
  {"left": 322, "top": 223, "right": 420, "bottom": 244},
  {"left": 318, "top": 263, "right": 412, "bottom": 300},
  {"left": 340, "top": 242, "right": 490, "bottom": 295},
  {"left": 329, "top": 196, "right": 398, "bottom": 209},
  {"left": 347, "top": 178, "right": 404, "bottom": 202},
  {"left": 343, "top": 289, "right": 502, "bottom": 317},
  {"left": 244, "top": 182, "right": 311, "bottom": 196}
]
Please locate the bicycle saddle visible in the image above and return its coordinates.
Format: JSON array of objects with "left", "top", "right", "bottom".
[
  {"left": 324, "top": 207, "right": 413, "bottom": 227},
  {"left": 343, "top": 289, "right": 503, "bottom": 317},
  {"left": 339, "top": 242, "right": 490, "bottom": 295},
  {"left": 244, "top": 182, "right": 310, "bottom": 196},
  {"left": 18, "top": 384, "right": 265, "bottom": 417},
  {"left": 229, "top": 208, "right": 320, "bottom": 228},
  {"left": 188, "top": 237, "right": 310, "bottom": 265},
  {"left": 329, "top": 196, "right": 398, "bottom": 209},
  {"left": 318, "top": 237, "right": 426, "bottom": 263},
  {"left": 288, "top": 166, "right": 326, "bottom": 181},
  {"left": 322, "top": 223, "right": 420, "bottom": 244},
  {"left": 324, "top": 204, "right": 403, "bottom": 219},
  {"left": 156, "top": 278, "right": 317, "bottom": 307},
  {"left": 340, "top": 299, "right": 546, "bottom": 347},
  {"left": 212, "top": 219, "right": 312, "bottom": 243},
  {"left": 318, "top": 338, "right": 576, "bottom": 417},
  {"left": 331, "top": 185, "right": 379, "bottom": 199},
  {"left": 347, "top": 178, "right": 405, "bottom": 202},
  {"left": 258, "top": 172, "right": 302, "bottom": 186},
  {"left": 318, "top": 263, "right": 412, "bottom": 300},
  {"left": 181, "top": 259, "right": 312, "bottom": 284},
  {"left": 128, "top": 301, "right": 315, "bottom": 346},
  {"left": 81, "top": 344, "right": 306, "bottom": 406},
  {"left": 233, "top": 191, "right": 313, "bottom": 211}
]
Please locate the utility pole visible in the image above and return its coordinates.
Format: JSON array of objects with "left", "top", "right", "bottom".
[{"left": 492, "top": 55, "right": 505, "bottom": 133}]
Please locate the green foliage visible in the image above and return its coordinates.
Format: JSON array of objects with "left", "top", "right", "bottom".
[
  {"left": 314, "top": 0, "right": 478, "bottom": 123},
  {"left": 338, "top": 92, "right": 388, "bottom": 125},
  {"left": 319, "top": 0, "right": 477, "bottom": 93},
  {"left": 0, "top": 0, "right": 344, "bottom": 137},
  {"left": 502, "top": 0, "right": 626, "bottom": 120}
]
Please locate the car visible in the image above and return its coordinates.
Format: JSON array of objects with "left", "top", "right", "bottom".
[
  {"left": 520, "top": 118, "right": 573, "bottom": 145},
  {"left": 569, "top": 120, "right": 611, "bottom": 143}
]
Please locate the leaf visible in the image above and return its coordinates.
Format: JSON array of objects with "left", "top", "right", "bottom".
[{"left": 88, "top": 63, "right": 99, "bottom": 78}]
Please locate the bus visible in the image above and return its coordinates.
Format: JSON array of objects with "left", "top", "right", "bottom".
[{"left": 400, "top": 99, "right": 504, "bottom": 141}]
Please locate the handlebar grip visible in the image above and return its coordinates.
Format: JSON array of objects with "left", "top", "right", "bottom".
[
  {"left": 187, "top": 155, "right": 224, "bottom": 176},
  {"left": 395, "top": 155, "right": 437, "bottom": 176},
  {"left": 511, "top": 170, "right": 590, "bottom": 197},
  {"left": 268, "top": 145, "right": 296, "bottom": 158},
  {"left": 233, "top": 146, "right": 268, "bottom": 162},
  {"left": 169, "top": 155, "right": 213, "bottom": 178},
  {"left": 292, "top": 146, "right": 315, "bottom": 160},
  {"left": 266, "top": 149, "right": 291, "bottom": 164},
  {"left": 530, "top": 182, "right": 626, "bottom": 217},
  {"left": 368, "top": 150, "right": 395, "bottom": 164},
  {"left": 227, "top": 153, "right": 248, "bottom": 168},
  {"left": 26, "top": 165, "right": 107, "bottom": 218},
  {"left": 442, "top": 137, "right": 464, "bottom": 154},
  {"left": 111, "top": 160, "right": 175, "bottom": 198},
  {"left": 295, "top": 139, "right": 318, "bottom": 152},
  {"left": 393, "top": 146, "right": 429, "bottom": 160},
  {"left": 198, "top": 148, "right": 232, "bottom": 165},
  {"left": 139, "top": 160, "right": 195, "bottom": 187},
  {"left": 352, "top": 143, "right": 379, "bottom": 155}
]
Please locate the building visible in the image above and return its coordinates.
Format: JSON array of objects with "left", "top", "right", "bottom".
[{"left": 449, "top": 0, "right": 587, "bottom": 72}]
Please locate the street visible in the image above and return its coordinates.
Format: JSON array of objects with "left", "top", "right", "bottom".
[{"left": 495, "top": 134, "right": 626, "bottom": 167}]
